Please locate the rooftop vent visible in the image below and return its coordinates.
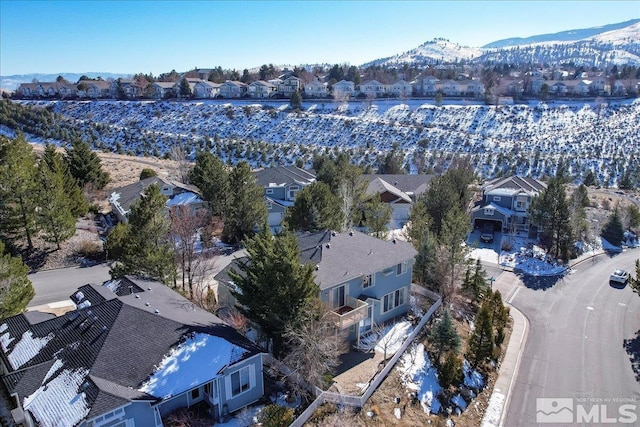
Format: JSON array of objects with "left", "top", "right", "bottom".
[
  {"left": 154, "top": 309, "right": 159, "bottom": 314},
  {"left": 393, "top": 238, "right": 397, "bottom": 244},
  {"left": 145, "top": 302, "right": 150, "bottom": 307},
  {"left": 135, "top": 295, "right": 140, "bottom": 299},
  {"left": 349, "top": 230, "right": 354, "bottom": 236},
  {"left": 326, "top": 243, "right": 330, "bottom": 249}
]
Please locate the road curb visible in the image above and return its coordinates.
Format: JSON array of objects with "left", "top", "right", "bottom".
[{"left": 481, "top": 302, "right": 529, "bottom": 427}]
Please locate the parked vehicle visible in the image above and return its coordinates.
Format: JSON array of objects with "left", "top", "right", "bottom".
[{"left": 480, "top": 224, "right": 494, "bottom": 243}]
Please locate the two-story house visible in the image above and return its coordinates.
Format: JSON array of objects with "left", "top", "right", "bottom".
[
  {"left": 248, "top": 80, "right": 277, "bottom": 98},
  {"left": 412, "top": 76, "right": 439, "bottom": 96},
  {"left": 215, "top": 230, "right": 417, "bottom": 345},
  {"left": 152, "top": 82, "right": 177, "bottom": 99},
  {"left": 331, "top": 80, "right": 355, "bottom": 100},
  {"left": 304, "top": 80, "right": 328, "bottom": 98},
  {"left": 359, "top": 80, "right": 386, "bottom": 98},
  {"left": 471, "top": 176, "right": 547, "bottom": 236},
  {"left": 0, "top": 277, "right": 266, "bottom": 427},
  {"left": 277, "top": 76, "right": 301, "bottom": 98},
  {"left": 108, "top": 177, "right": 204, "bottom": 224},
  {"left": 253, "top": 166, "right": 316, "bottom": 232},
  {"left": 219, "top": 81, "right": 248, "bottom": 98},
  {"left": 388, "top": 79, "right": 413, "bottom": 97},
  {"left": 194, "top": 80, "right": 221, "bottom": 99}
]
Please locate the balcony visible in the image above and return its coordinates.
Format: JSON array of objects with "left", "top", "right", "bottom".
[{"left": 328, "top": 297, "right": 368, "bottom": 330}]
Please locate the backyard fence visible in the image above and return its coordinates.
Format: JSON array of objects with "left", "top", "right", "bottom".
[{"left": 289, "top": 289, "right": 442, "bottom": 427}]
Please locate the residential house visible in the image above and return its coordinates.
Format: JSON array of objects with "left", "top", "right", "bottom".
[
  {"left": 110, "top": 79, "right": 143, "bottom": 99},
  {"left": 359, "top": 80, "right": 386, "bottom": 98},
  {"left": 412, "top": 76, "right": 439, "bottom": 96},
  {"left": 248, "top": 80, "right": 277, "bottom": 98},
  {"left": 84, "top": 80, "right": 111, "bottom": 99},
  {"left": 108, "top": 177, "right": 204, "bottom": 224},
  {"left": 304, "top": 80, "right": 328, "bottom": 98},
  {"left": 253, "top": 166, "right": 316, "bottom": 232},
  {"left": 194, "top": 80, "right": 221, "bottom": 99},
  {"left": 152, "top": 82, "right": 177, "bottom": 100},
  {"left": 463, "top": 80, "right": 485, "bottom": 98},
  {"left": 589, "top": 77, "right": 611, "bottom": 96},
  {"left": 215, "top": 230, "right": 417, "bottom": 344},
  {"left": 438, "top": 80, "right": 462, "bottom": 97},
  {"left": 549, "top": 81, "right": 568, "bottom": 96},
  {"left": 529, "top": 78, "right": 547, "bottom": 95},
  {"left": 219, "top": 81, "right": 248, "bottom": 98},
  {"left": 331, "top": 80, "right": 355, "bottom": 100},
  {"left": 16, "top": 83, "right": 39, "bottom": 98},
  {"left": 388, "top": 80, "right": 413, "bottom": 98},
  {"left": 362, "top": 174, "right": 433, "bottom": 227},
  {"left": 470, "top": 176, "right": 547, "bottom": 236},
  {"left": 567, "top": 80, "right": 590, "bottom": 96},
  {"left": 173, "top": 78, "right": 201, "bottom": 99},
  {"left": 277, "top": 76, "right": 301, "bottom": 98},
  {"left": 0, "top": 276, "right": 266, "bottom": 427}
]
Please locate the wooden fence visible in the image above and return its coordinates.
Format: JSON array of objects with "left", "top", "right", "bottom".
[{"left": 289, "top": 289, "right": 442, "bottom": 427}]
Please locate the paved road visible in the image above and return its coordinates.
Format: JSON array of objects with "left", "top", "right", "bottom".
[
  {"left": 498, "top": 250, "right": 640, "bottom": 426},
  {"left": 27, "top": 263, "right": 112, "bottom": 307}
]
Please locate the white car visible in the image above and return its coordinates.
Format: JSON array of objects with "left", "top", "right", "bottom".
[{"left": 610, "top": 269, "right": 630, "bottom": 284}]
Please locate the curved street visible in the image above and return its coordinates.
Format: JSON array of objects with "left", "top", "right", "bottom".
[{"left": 494, "top": 250, "right": 640, "bottom": 426}]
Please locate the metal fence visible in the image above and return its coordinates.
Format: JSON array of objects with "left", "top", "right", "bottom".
[{"left": 289, "top": 290, "right": 442, "bottom": 427}]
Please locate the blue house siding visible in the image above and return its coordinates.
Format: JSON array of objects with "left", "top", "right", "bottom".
[
  {"left": 82, "top": 402, "right": 157, "bottom": 427},
  {"left": 265, "top": 187, "right": 286, "bottom": 200},
  {"left": 219, "top": 354, "right": 264, "bottom": 415}
]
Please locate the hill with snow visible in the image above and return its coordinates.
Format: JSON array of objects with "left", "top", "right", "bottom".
[
  {"left": 362, "top": 38, "right": 484, "bottom": 67},
  {"left": 9, "top": 99, "right": 640, "bottom": 187}
]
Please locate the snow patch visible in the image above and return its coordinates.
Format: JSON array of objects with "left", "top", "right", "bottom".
[
  {"left": 375, "top": 321, "right": 413, "bottom": 355},
  {"left": 139, "top": 332, "right": 249, "bottom": 399},
  {"left": 7, "top": 331, "right": 54, "bottom": 369},
  {"left": 398, "top": 343, "right": 442, "bottom": 414},
  {"left": 481, "top": 391, "right": 505, "bottom": 427},
  {"left": 463, "top": 359, "right": 485, "bottom": 389}
]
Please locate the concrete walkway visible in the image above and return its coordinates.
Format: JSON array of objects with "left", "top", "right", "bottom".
[{"left": 481, "top": 272, "right": 530, "bottom": 427}]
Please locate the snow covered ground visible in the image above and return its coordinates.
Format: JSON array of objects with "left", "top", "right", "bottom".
[{"left": 12, "top": 98, "right": 640, "bottom": 184}]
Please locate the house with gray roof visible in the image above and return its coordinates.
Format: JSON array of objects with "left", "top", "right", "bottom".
[
  {"left": 253, "top": 167, "right": 316, "bottom": 232},
  {"left": 471, "top": 176, "right": 547, "bottom": 235},
  {"left": 108, "top": 177, "right": 204, "bottom": 224},
  {"left": 0, "top": 276, "right": 266, "bottom": 427},
  {"left": 362, "top": 174, "right": 433, "bottom": 227},
  {"left": 214, "top": 230, "right": 417, "bottom": 343}
]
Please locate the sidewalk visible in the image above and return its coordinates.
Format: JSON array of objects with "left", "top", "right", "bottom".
[{"left": 481, "top": 272, "right": 530, "bottom": 427}]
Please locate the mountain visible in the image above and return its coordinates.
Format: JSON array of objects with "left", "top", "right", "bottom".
[
  {"left": 0, "top": 72, "right": 131, "bottom": 91},
  {"left": 362, "top": 38, "right": 484, "bottom": 67},
  {"left": 365, "top": 20, "right": 640, "bottom": 67},
  {"left": 483, "top": 19, "right": 640, "bottom": 48}
]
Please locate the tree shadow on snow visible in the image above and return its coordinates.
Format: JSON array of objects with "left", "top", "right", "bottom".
[
  {"left": 623, "top": 329, "right": 640, "bottom": 382},
  {"left": 517, "top": 273, "right": 565, "bottom": 291}
]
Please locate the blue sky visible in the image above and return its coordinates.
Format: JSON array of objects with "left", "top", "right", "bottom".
[{"left": 1, "top": 1, "right": 638, "bottom": 76}]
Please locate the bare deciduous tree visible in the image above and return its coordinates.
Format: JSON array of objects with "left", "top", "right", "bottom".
[
  {"left": 169, "top": 145, "right": 191, "bottom": 183},
  {"left": 282, "top": 300, "right": 348, "bottom": 397}
]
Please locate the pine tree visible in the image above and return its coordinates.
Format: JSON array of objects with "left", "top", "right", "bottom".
[
  {"left": 601, "top": 207, "right": 625, "bottom": 247},
  {"left": 223, "top": 162, "right": 267, "bottom": 244},
  {"left": 360, "top": 196, "right": 392, "bottom": 238},
  {"left": 284, "top": 182, "right": 343, "bottom": 232},
  {"left": 463, "top": 259, "right": 489, "bottom": 302},
  {"left": 583, "top": 170, "right": 597, "bottom": 187},
  {"left": 289, "top": 91, "right": 302, "bottom": 110},
  {"left": 0, "top": 135, "right": 39, "bottom": 251},
  {"left": 467, "top": 304, "right": 494, "bottom": 368},
  {"left": 229, "top": 230, "right": 318, "bottom": 357},
  {"left": 37, "top": 161, "right": 76, "bottom": 249},
  {"left": 439, "top": 351, "right": 464, "bottom": 390},
  {"left": 486, "top": 290, "right": 509, "bottom": 348},
  {"left": 41, "top": 143, "right": 88, "bottom": 217},
  {"left": 429, "top": 309, "right": 461, "bottom": 364},
  {"left": 438, "top": 206, "right": 471, "bottom": 300},
  {"left": 65, "top": 139, "right": 110, "bottom": 190},
  {"left": 0, "top": 241, "right": 35, "bottom": 318},
  {"left": 179, "top": 78, "right": 192, "bottom": 99},
  {"left": 529, "top": 176, "right": 573, "bottom": 261},
  {"left": 189, "top": 150, "right": 229, "bottom": 219}
]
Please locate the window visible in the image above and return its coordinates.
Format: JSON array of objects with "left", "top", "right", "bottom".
[
  {"left": 230, "top": 366, "right": 252, "bottom": 397},
  {"left": 484, "top": 208, "right": 494, "bottom": 216},
  {"left": 288, "top": 185, "right": 300, "bottom": 200},
  {"left": 92, "top": 408, "right": 125, "bottom": 427},
  {"left": 492, "top": 196, "right": 501, "bottom": 201},
  {"left": 382, "top": 288, "right": 406, "bottom": 313},
  {"left": 397, "top": 261, "right": 408, "bottom": 276},
  {"left": 362, "top": 274, "right": 373, "bottom": 288},
  {"left": 191, "top": 388, "right": 200, "bottom": 400},
  {"left": 266, "top": 189, "right": 273, "bottom": 194}
]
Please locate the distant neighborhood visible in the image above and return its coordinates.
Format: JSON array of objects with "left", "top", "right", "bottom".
[{"left": 11, "top": 65, "right": 640, "bottom": 102}]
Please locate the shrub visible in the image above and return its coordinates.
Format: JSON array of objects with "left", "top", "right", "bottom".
[
  {"left": 139, "top": 168, "right": 158, "bottom": 180},
  {"left": 257, "top": 404, "right": 294, "bottom": 427}
]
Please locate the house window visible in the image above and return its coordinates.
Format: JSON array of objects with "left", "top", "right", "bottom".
[
  {"left": 92, "top": 408, "right": 125, "bottom": 427},
  {"left": 362, "top": 274, "right": 374, "bottom": 288},
  {"left": 397, "top": 261, "right": 408, "bottom": 276},
  {"left": 492, "top": 196, "right": 501, "bottom": 201},
  {"left": 484, "top": 208, "right": 494, "bottom": 216},
  {"left": 266, "top": 189, "right": 273, "bottom": 195},
  {"left": 266, "top": 201, "right": 273, "bottom": 211},
  {"left": 191, "top": 388, "right": 200, "bottom": 400},
  {"left": 382, "top": 288, "right": 406, "bottom": 313},
  {"left": 288, "top": 185, "right": 300, "bottom": 200},
  {"left": 230, "top": 366, "right": 252, "bottom": 397}
]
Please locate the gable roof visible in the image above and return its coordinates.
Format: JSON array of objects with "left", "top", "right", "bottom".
[
  {"left": 483, "top": 176, "right": 546, "bottom": 197},
  {"left": 0, "top": 277, "right": 263, "bottom": 427},
  {"left": 362, "top": 174, "right": 433, "bottom": 198},
  {"left": 365, "top": 177, "right": 412, "bottom": 204},
  {"left": 108, "top": 177, "right": 201, "bottom": 216},
  {"left": 253, "top": 166, "right": 316, "bottom": 187}
]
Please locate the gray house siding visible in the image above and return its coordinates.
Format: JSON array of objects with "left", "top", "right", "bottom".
[
  {"left": 83, "top": 402, "right": 156, "bottom": 427},
  {"left": 219, "top": 354, "right": 264, "bottom": 415},
  {"left": 264, "top": 187, "right": 286, "bottom": 200}
]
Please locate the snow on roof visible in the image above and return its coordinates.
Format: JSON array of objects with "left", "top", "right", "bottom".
[
  {"left": 23, "top": 363, "right": 90, "bottom": 427},
  {"left": 166, "top": 191, "right": 203, "bottom": 206},
  {"left": 138, "top": 332, "right": 249, "bottom": 399},
  {"left": 6, "top": 331, "right": 54, "bottom": 370}
]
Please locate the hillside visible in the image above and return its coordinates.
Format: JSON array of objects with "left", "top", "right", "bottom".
[{"left": 7, "top": 99, "right": 640, "bottom": 187}]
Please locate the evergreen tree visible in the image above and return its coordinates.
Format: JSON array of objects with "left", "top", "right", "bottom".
[
  {"left": 0, "top": 241, "right": 35, "bottom": 318},
  {"left": 413, "top": 228, "right": 438, "bottom": 287},
  {"left": 139, "top": 168, "right": 157, "bottom": 180},
  {"left": 360, "top": 197, "right": 392, "bottom": 239},
  {"left": 628, "top": 205, "right": 640, "bottom": 229},
  {"left": 439, "top": 351, "right": 464, "bottom": 390},
  {"left": 529, "top": 176, "right": 573, "bottom": 261},
  {"left": 467, "top": 304, "right": 494, "bottom": 368},
  {"left": 223, "top": 162, "right": 267, "bottom": 244},
  {"left": 109, "top": 184, "right": 175, "bottom": 284},
  {"left": 179, "top": 78, "right": 192, "bottom": 99},
  {"left": 229, "top": 230, "right": 318, "bottom": 357},
  {"left": 41, "top": 143, "right": 88, "bottom": 217},
  {"left": 65, "top": 139, "right": 110, "bottom": 190},
  {"left": 583, "top": 170, "right": 597, "bottom": 187},
  {"left": 463, "top": 259, "right": 489, "bottom": 302},
  {"left": 189, "top": 150, "right": 229, "bottom": 219},
  {"left": 284, "top": 182, "right": 343, "bottom": 232},
  {"left": 486, "top": 290, "right": 509, "bottom": 348},
  {"left": 0, "top": 135, "right": 39, "bottom": 251},
  {"left": 377, "top": 146, "right": 405, "bottom": 174},
  {"left": 429, "top": 309, "right": 461, "bottom": 363},
  {"left": 289, "top": 91, "right": 302, "bottom": 110},
  {"left": 438, "top": 206, "right": 471, "bottom": 300},
  {"left": 601, "top": 207, "right": 625, "bottom": 247},
  {"left": 37, "top": 161, "right": 76, "bottom": 249}
]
